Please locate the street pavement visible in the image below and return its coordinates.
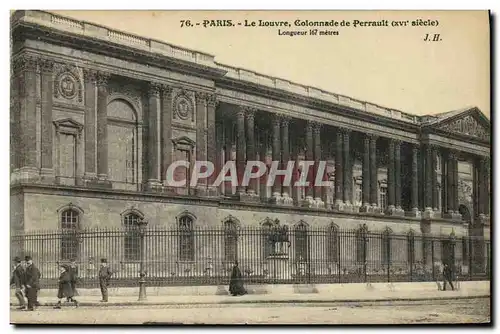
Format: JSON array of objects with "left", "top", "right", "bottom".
[{"left": 10, "top": 298, "right": 490, "bottom": 324}]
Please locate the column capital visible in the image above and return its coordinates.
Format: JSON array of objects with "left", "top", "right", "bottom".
[
  {"left": 338, "top": 127, "right": 351, "bottom": 135},
  {"left": 148, "top": 82, "right": 162, "bottom": 97},
  {"left": 83, "top": 68, "right": 99, "bottom": 83},
  {"left": 448, "top": 149, "right": 458, "bottom": 160},
  {"left": 240, "top": 106, "right": 257, "bottom": 117},
  {"left": 312, "top": 121, "right": 322, "bottom": 134},
  {"left": 279, "top": 115, "right": 291, "bottom": 127},
  {"left": 160, "top": 84, "right": 173, "bottom": 94},
  {"left": 13, "top": 54, "right": 38, "bottom": 73},
  {"left": 39, "top": 59, "right": 54, "bottom": 73},
  {"left": 96, "top": 72, "right": 110, "bottom": 87},
  {"left": 392, "top": 138, "right": 402, "bottom": 147},
  {"left": 368, "top": 133, "right": 379, "bottom": 141},
  {"left": 206, "top": 93, "right": 218, "bottom": 108}
]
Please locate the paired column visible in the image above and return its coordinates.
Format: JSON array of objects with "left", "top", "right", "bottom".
[
  {"left": 360, "top": 134, "right": 370, "bottom": 212},
  {"left": 194, "top": 92, "right": 207, "bottom": 193},
  {"left": 281, "top": 117, "right": 293, "bottom": 204},
  {"left": 161, "top": 85, "right": 173, "bottom": 186},
  {"left": 270, "top": 115, "right": 282, "bottom": 202},
  {"left": 236, "top": 107, "right": 246, "bottom": 195},
  {"left": 386, "top": 140, "right": 395, "bottom": 214},
  {"left": 303, "top": 122, "right": 314, "bottom": 204},
  {"left": 431, "top": 147, "right": 439, "bottom": 212},
  {"left": 40, "top": 59, "right": 54, "bottom": 180},
  {"left": 223, "top": 119, "right": 234, "bottom": 195},
  {"left": 369, "top": 135, "right": 379, "bottom": 211},
  {"left": 259, "top": 130, "right": 269, "bottom": 201},
  {"left": 410, "top": 144, "right": 421, "bottom": 216},
  {"left": 206, "top": 94, "right": 218, "bottom": 195},
  {"left": 146, "top": 83, "right": 162, "bottom": 189},
  {"left": 245, "top": 108, "right": 258, "bottom": 197},
  {"left": 444, "top": 150, "right": 461, "bottom": 220},
  {"left": 477, "top": 157, "right": 490, "bottom": 217},
  {"left": 342, "top": 130, "right": 352, "bottom": 208},
  {"left": 333, "top": 130, "right": 344, "bottom": 209},
  {"left": 96, "top": 72, "right": 111, "bottom": 186},
  {"left": 312, "top": 122, "right": 324, "bottom": 207},
  {"left": 394, "top": 140, "right": 402, "bottom": 212},
  {"left": 424, "top": 145, "right": 434, "bottom": 214}
]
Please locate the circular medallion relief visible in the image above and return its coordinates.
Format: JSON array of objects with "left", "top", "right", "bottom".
[
  {"left": 174, "top": 95, "right": 192, "bottom": 120},
  {"left": 58, "top": 73, "right": 77, "bottom": 100}
]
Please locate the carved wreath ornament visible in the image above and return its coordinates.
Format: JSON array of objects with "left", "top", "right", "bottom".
[{"left": 173, "top": 91, "right": 193, "bottom": 121}]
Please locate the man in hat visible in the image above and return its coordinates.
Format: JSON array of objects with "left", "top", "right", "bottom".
[
  {"left": 68, "top": 259, "right": 79, "bottom": 300},
  {"left": 98, "top": 258, "right": 112, "bottom": 302},
  {"left": 24, "top": 256, "right": 41, "bottom": 311},
  {"left": 10, "top": 256, "right": 26, "bottom": 309}
]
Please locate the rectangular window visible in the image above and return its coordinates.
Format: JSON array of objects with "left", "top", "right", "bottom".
[
  {"left": 59, "top": 133, "right": 76, "bottom": 186},
  {"left": 379, "top": 186, "right": 387, "bottom": 210}
]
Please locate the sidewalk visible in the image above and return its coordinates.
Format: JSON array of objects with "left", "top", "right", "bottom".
[{"left": 10, "top": 281, "right": 490, "bottom": 307}]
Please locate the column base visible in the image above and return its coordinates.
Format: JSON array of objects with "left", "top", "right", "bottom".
[
  {"left": 370, "top": 204, "right": 382, "bottom": 214},
  {"left": 239, "top": 192, "right": 261, "bottom": 203},
  {"left": 433, "top": 209, "right": 442, "bottom": 219},
  {"left": 342, "top": 202, "right": 354, "bottom": 213},
  {"left": 194, "top": 185, "right": 208, "bottom": 196},
  {"left": 444, "top": 211, "right": 462, "bottom": 222},
  {"left": 39, "top": 168, "right": 55, "bottom": 184},
  {"left": 280, "top": 194, "right": 294, "bottom": 207},
  {"left": 333, "top": 200, "right": 344, "bottom": 211},
  {"left": 144, "top": 180, "right": 163, "bottom": 192},
  {"left": 313, "top": 198, "right": 325, "bottom": 209},
  {"left": 405, "top": 208, "right": 422, "bottom": 218},
  {"left": 301, "top": 196, "right": 315, "bottom": 208},
  {"left": 270, "top": 193, "right": 283, "bottom": 205},
  {"left": 422, "top": 207, "right": 434, "bottom": 219},
  {"left": 385, "top": 206, "right": 404, "bottom": 216},
  {"left": 478, "top": 214, "right": 490, "bottom": 226},
  {"left": 206, "top": 186, "right": 220, "bottom": 197},
  {"left": 359, "top": 204, "right": 371, "bottom": 213}
]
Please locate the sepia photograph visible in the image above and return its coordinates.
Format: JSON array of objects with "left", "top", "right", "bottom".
[{"left": 8, "top": 9, "right": 491, "bottom": 325}]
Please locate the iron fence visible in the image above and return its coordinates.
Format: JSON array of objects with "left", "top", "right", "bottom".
[{"left": 10, "top": 226, "right": 490, "bottom": 289}]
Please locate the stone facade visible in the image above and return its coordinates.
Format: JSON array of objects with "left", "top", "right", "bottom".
[{"left": 10, "top": 11, "right": 491, "bottom": 272}]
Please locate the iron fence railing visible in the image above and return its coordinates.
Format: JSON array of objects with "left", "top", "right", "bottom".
[{"left": 10, "top": 227, "right": 490, "bottom": 288}]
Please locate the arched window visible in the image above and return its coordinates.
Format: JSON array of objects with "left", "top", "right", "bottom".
[
  {"left": 123, "top": 213, "right": 141, "bottom": 261},
  {"left": 60, "top": 209, "right": 80, "bottom": 261},
  {"left": 326, "top": 223, "right": 339, "bottom": 263},
  {"left": 107, "top": 99, "right": 138, "bottom": 188},
  {"left": 178, "top": 214, "right": 195, "bottom": 261},
  {"left": 381, "top": 228, "right": 392, "bottom": 265},
  {"left": 356, "top": 225, "right": 368, "bottom": 264},
  {"left": 294, "top": 222, "right": 309, "bottom": 262},
  {"left": 223, "top": 219, "right": 238, "bottom": 263},
  {"left": 261, "top": 219, "right": 273, "bottom": 259}
]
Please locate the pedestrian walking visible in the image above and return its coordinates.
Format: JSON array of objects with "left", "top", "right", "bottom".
[
  {"left": 24, "top": 256, "right": 41, "bottom": 311},
  {"left": 98, "top": 258, "right": 112, "bottom": 302},
  {"left": 442, "top": 262, "right": 455, "bottom": 291},
  {"left": 10, "top": 257, "right": 26, "bottom": 309},
  {"left": 54, "top": 264, "right": 78, "bottom": 309},
  {"left": 68, "top": 259, "right": 79, "bottom": 299},
  {"left": 229, "top": 261, "right": 247, "bottom": 296}
]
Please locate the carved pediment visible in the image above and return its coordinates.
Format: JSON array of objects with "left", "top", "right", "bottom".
[{"left": 437, "top": 112, "right": 490, "bottom": 141}]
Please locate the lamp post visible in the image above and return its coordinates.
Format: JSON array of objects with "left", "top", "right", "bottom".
[{"left": 137, "top": 218, "right": 148, "bottom": 301}]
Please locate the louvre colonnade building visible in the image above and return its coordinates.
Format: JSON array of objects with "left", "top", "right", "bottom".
[{"left": 10, "top": 11, "right": 491, "bottom": 276}]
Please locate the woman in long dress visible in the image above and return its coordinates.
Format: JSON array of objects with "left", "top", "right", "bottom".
[
  {"left": 54, "top": 264, "right": 78, "bottom": 308},
  {"left": 229, "top": 261, "right": 247, "bottom": 296}
]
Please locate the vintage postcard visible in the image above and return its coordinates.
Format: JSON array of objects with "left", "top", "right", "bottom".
[{"left": 9, "top": 10, "right": 490, "bottom": 325}]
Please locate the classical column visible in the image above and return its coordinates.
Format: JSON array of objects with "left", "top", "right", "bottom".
[
  {"left": 236, "top": 107, "right": 246, "bottom": 195},
  {"left": 161, "top": 85, "right": 173, "bottom": 186},
  {"left": 215, "top": 119, "right": 223, "bottom": 194},
  {"left": 271, "top": 115, "right": 282, "bottom": 203},
  {"left": 386, "top": 139, "right": 396, "bottom": 214},
  {"left": 281, "top": 117, "right": 293, "bottom": 205},
  {"left": 146, "top": 83, "right": 162, "bottom": 190},
  {"left": 360, "top": 134, "right": 371, "bottom": 212},
  {"left": 452, "top": 153, "right": 459, "bottom": 215},
  {"left": 394, "top": 140, "right": 404, "bottom": 215},
  {"left": 312, "top": 122, "right": 324, "bottom": 207},
  {"left": 259, "top": 129, "right": 269, "bottom": 202},
  {"left": 14, "top": 54, "right": 38, "bottom": 179},
  {"left": 369, "top": 135, "right": 379, "bottom": 211},
  {"left": 333, "top": 129, "right": 344, "bottom": 210},
  {"left": 431, "top": 147, "right": 439, "bottom": 212},
  {"left": 224, "top": 118, "right": 234, "bottom": 195},
  {"left": 39, "top": 59, "right": 54, "bottom": 180},
  {"left": 83, "top": 69, "right": 97, "bottom": 181},
  {"left": 342, "top": 130, "right": 352, "bottom": 209},
  {"left": 96, "top": 71, "right": 111, "bottom": 186},
  {"left": 482, "top": 158, "right": 490, "bottom": 217},
  {"left": 302, "top": 121, "right": 314, "bottom": 206},
  {"left": 206, "top": 94, "right": 218, "bottom": 195},
  {"left": 245, "top": 108, "right": 258, "bottom": 197},
  {"left": 194, "top": 92, "right": 207, "bottom": 194},
  {"left": 446, "top": 151, "right": 455, "bottom": 216},
  {"left": 423, "top": 145, "right": 433, "bottom": 216},
  {"left": 409, "top": 144, "right": 421, "bottom": 216}
]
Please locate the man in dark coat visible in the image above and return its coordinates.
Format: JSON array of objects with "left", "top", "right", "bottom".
[
  {"left": 54, "top": 264, "right": 78, "bottom": 309},
  {"left": 442, "top": 262, "right": 455, "bottom": 291},
  {"left": 98, "top": 258, "right": 112, "bottom": 302},
  {"left": 24, "top": 256, "right": 41, "bottom": 311},
  {"left": 68, "top": 259, "right": 79, "bottom": 299},
  {"left": 10, "top": 257, "right": 26, "bottom": 309},
  {"left": 229, "top": 261, "right": 247, "bottom": 296}
]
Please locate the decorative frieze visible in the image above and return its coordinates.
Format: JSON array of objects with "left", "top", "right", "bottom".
[{"left": 438, "top": 115, "right": 490, "bottom": 141}]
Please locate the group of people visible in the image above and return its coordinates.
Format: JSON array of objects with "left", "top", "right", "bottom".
[{"left": 11, "top": 256, "right": 114, "bottom": 311}]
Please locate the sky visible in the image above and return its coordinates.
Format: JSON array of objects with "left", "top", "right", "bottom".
[{"left": 53, "top": 10, "right": 490, "bottom": 118}]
